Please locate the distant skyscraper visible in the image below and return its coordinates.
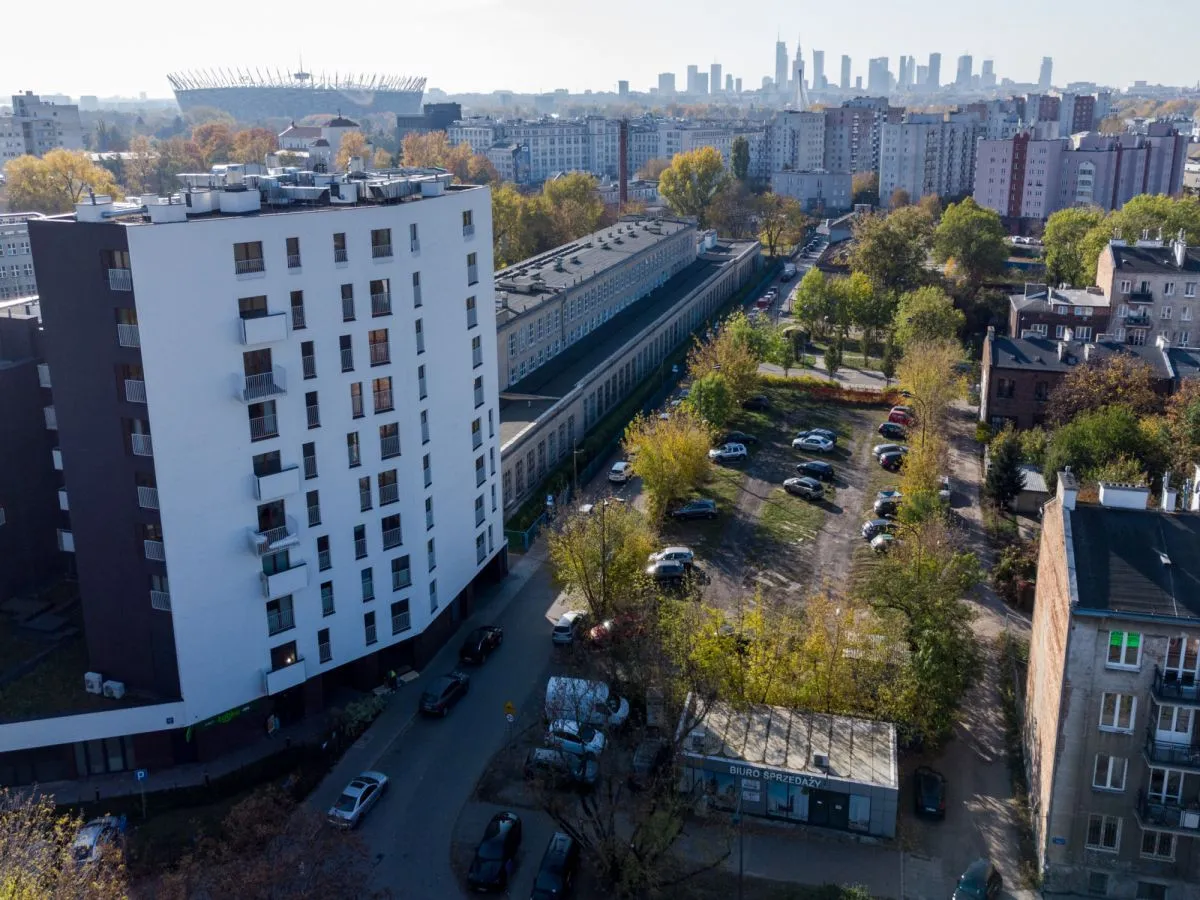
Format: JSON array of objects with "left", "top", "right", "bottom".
[
  {"left": 776, "top": 40, "right": 790, "bottom": 94},
  {"left": 792, "top": 37, "right": 809, "bottom": 109},
  {"left": 696, "top": 72, "right": 709, "bottom": 94},
  {"left": 981, "top": 60, "right": 995, "bottom": 88},
  {"left": 897, "top": 56, "right": 907, "bottom": 87},
  {"left": 956, "top": 54, "right": 973, "bottom": 88},
  {"left": 928, "top": 53, "right": 941, "bottom": 89},
  {"left": 840, "top": 55, "right": 851, "bottom": 90},
  {"left": 1039, "top": 56, "right": 1053, "bottom": 90},
  {"left": 868, "top": 57, "right": 890, "bottom": 94},
  {"left": 617, "top": 80, "right": 629, "bottom": 96},
  {"left": 813, "top": 50, "right": 825, "bottom": 90},
  {"left": 735, "top": 77, "right": 742, "bottom": 94},
  {"left": 657, "top": 72, "right": 675, "bottom": 95},
  {"left": 916, "top": 65, "right": 929, "bottom": 86},
  {"left": 686, "top": 65, "right": 699, "bottom": 94},
  {"left": 710, "top": 63, "right": 722, "bottom": 95},
  {"left": 726, "top": 74, "right": 734, "bottom": 93},
  {"left": 855, "top": 76, "right": 863, "bottom": 90}
]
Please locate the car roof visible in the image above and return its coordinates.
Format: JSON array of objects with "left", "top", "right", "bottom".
[
  {"left": 611, "top": 461, "right": 630, "bottom": 470},
  {"left": 802, "top": 460, "right": 831, "bottom": 468},
  {"left": 683, "top": 498, "right": 715, "bottom": 507},
  {"left": 660, "top": 545, "right": 691, "bottom": 554},
  {"left": 557, "top": 610, "right": 584, "bottom": 625}
]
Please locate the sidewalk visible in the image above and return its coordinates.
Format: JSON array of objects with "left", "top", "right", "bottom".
[{"left": 759, "top": 359, "right": 892, "bottom": 392}]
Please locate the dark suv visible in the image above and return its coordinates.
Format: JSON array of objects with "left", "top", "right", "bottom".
[
  {"left": 669, "top": 498, "right": 717, "bottom": 520},
  {"left": 530, "top": 831, "right": 580, "bottom": 900}
]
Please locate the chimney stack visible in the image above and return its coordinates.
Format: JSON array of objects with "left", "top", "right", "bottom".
[
  {"left": 1162, "top": 472, "right": 1179, "bottom": 512},
  {"left": 1057, "top": 469, "right": 1078, "bottom": 510},
  {"left": 1173, "top": 229, "right": 1187, "bottom": 269}
]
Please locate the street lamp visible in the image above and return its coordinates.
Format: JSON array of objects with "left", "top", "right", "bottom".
[{"left": 572, "top": 443, "right": 585, "bottom": 496}]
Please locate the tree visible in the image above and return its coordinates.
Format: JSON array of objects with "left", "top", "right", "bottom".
[
  {"left": 889, "top": 188, "right": 911, "bottom": 209},
  {"left": 335, "top": 131, "right": 371, "bottom": 171},
  {"left": 658, "top": 147, "right": 728, "bottom": 227},
  {"left": 895, "top": 285, "right": 965, "bottom": 348},
  {"left": 491, "top": 183, "right": 526, "bottom": 267},
  {"left": 3, "top": 150, "right": 124, "bottom": 214},
  {"left": 1042, "top": 206, "right": 1107, "bottom": 287},
  {"left": 730, "top": 135, "right": 750, "bottom": 181},
  {"left": 0, "top": 789, "right": 128, "bottom": 898},
  {"left": 543, "top": 172, "right": 606, "bottom": 242},
  {"left": 985, "top": 427, "right": 1026, "bottom": 510},
  {"left": 547, "top": 501, "right": 656, "bottom": 622},
  {"left": 765, "top": 325, "right": 799, "bottom": 376},
  {"left": 191, "top": 121, "right": 235, "bottom": 166},
  {"left": 1046, "top": 353, "right": 1163, "bottom": 424},
  {"left": 792, "top": 266, "right": 836, "bottom": 339},
  {"left": 401, "top": 130, "right": 455, "bottom": 167},
  {"left": 154, "top": 136, "right": 205, "bottom": 193},
  {"left": 684, "top": 371, "right": 734, "bottom": 427},
  {"left": 824, "top": 335, "right": 843, "bottom": 378},
  {"left": 851, "top": 171, "right": 879, "bottom": 206},
  {"left": 880, "top": 329, "right": 898, "bottom": 382},
  {"left": 371, "top": 148, "right": 393, "bottom": 169},
  {"left": 843, "top": 271, "right": 893, "bottom": 363},
  {"left": 1043, "top": 405, "right": 1168, "bottom": 490},
  {"left": 686, "top": 311, "right": 762, "bottom": 403},
  {"left": 849, "top": 206, "right": 934, "bottom": 295},
  {"left": 622, "top": 411, "right": 713, "bottom": 518},
  {"left": 756, "top": 192, "right": 808, "bottom": 257},
  {"left": 917, "top": 193, "right": 943, "bottom": 221},
  {"left": 707, "top": 181, "right": 756, "bottom": 239},
  {"left": 933, "top": 197, "right": 1009, "bottom": 292},
  {"left": 1098, "top": 116, "right": 1124, "bottom": 135},
  {"left": 636, "top": 157, "right": 670, "bottom": 181},
  {"left": 1164, "top": 379, "right": 1200, "bottom": 474},
  {"left": 897, "top": 339, "right": 962, "bottom": 503},
  {"left": 122, "top": 135, "right": 158, "bottom": 194},
  {"left": 1109, "top": 194, "right": 1200, "bottom": 247},
  {"left": 230, "top": 127, "right": 277, "bottom": 165}
]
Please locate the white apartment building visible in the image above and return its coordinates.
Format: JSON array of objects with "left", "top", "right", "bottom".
[
  {"left": 0, "top": 213, "right": 42, "bottom": 300},
  {"left": 1, "top": 92, "right": 84, "bottom": 158},
  {"left": 770, "top": 170, "right": 853, "bottom": 213},
  {"left": 765, "top": 111, "right": 826, "bottom": 174},
  {"left": 879, "top": 112, "right": 987, "bottom": 207},
  {"left": 12, "top": 166, "right": 504, "bottom": 772}
]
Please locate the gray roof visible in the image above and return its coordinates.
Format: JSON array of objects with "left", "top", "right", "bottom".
[
  {"left": 1009, "top": 284, "right": 1110, "bottom": 314},
  {"left": 1109, "top": 243, "right": 1200, "bottom": 275},
  {"left": 1069, "top": 506, "right": 1200, "bottom": 621},
  {"left": 684, "top": 700, "right": 896, "bottom": 788},
  {"left": 989, "top": 335, "right": 1175, "bottom": 380},
  {"left": 1019, "top": 465, "right": 1048, "bottom": 495}
]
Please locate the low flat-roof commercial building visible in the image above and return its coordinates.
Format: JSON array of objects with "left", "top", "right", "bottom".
[{"left": 677, "top": 699, "right": 898, "bottom": 838}]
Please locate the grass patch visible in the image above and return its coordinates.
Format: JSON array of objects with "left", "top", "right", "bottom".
[
  {"left": 756, "top": 488, "right": 827, "bottom": 548},
  {"left": 0, "top": 635, "right": 113, "bottom": 721}
]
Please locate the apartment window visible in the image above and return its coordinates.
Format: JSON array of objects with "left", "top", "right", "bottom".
[
  {"left": 475, "top": 495, "right": 485, "bottom": 527},
  {"left": 475, "top": 455, "right": 486, "bottom": 487},
  {"left": 380, "top": 423, "right": 400, "bottom": 459},
  {"left": 491, "top": 483, "right": 497, "bottom": 512},
  {"left": 303, "top": 441, "right": 317, "bottom": 479},
  {"left": 425, "top": 497, "right": 435, "bottom": 530},
  {"left": 1136, "top": 883, "right": 1168, "bottom": 900},
  {"left": 290, "top": 290, "right": 306, "bottom": 330},
  {"left": 1073, "top": 305, "right": 1092, "bottom": 317},
  {"left": 353, "top": 524, "right": 367, "bottom": 560},
  {"left": 1085, "top": 814, "right": 1121, "bottom": 852},
  {"left": 1099, "top": 693, "right": 1136, "bottom": 732},
  {"left": 302, "top": 341, "right": 316, "bottom": 379},
  {"left": 347, "top": 432, "right": 361, "bottom": 468},
  {"left": 321, "top": 581, "right": 335, "bottom": 616},
  {"left": 489, "top": 446, "right": 496, "bottom": 476},
  {"left": 333, "top": 232, "right": 348, "bottom": 263},
  {"left": 341, "top": 284, "right": 355, "bottom": 322},
  {"left": 466, "top": 295, "right": 477, "bottom": 328},
  {"left": 369, "top": 329, "right": 390, "bottom": 366},
  {"left": 391, "top": 555, "right": 412, "bottom": 590},
  {"left": 380, "top": 469, "right": 399, "bottom": 505},
  {"left": 370, "top": 278, "right": 391, "bottom": 317},
  {"left": 467, "top": 251, "right": 478, "bottom": 285},
  {"left": 1184, "top": 306, "right": 1193, "bottom": 322},
  {"left": 307, "top": 490, "right": 321, "bottom": 527},
  {"left": 422, "top": 454, "right": 432, "bottom": 488},
  {"left": 233, "top": 241, "right": 265, "bottom": 275},
  {"left": 1141, "top": 831, "right": 1175, "bottom": 861},
  {"left": 1120, "top": 279, "right": 1132, "bottom": 293},
  {"left": 316, "top": 534, "right": 332, "bottom": 571},
  {"left": 1164, "top": 282, "right": 1176, "bottom": 297},
  {"left": 371, "top": 228, "right": 393, "bottom": 258},
  {"left": 1107, "top": 631, "right": 1141, "bottom": 669},
  {"left": 306, "top": 391, "right": 320, "bottom": 429},
  {"left": 286, "top": 236, "right": 301, "bottom": 269},
  {"left": 361, "top": 567, "right": 375, "bottom": 602},
  {"left": 1092, "top": 754, "right": 1127, "bottom": 792},
  {"left": 266, "top": 596, "right": 295, "bottom": 636},
  {"left": 412, "top": 271, "right": 422, "bottom": 307},
  {"left": 340, "top": 334, "right": 354, "bottom": 373},
  {"left": 1186, "top": 282, "right": 1197, "bottom": 298},
  {"left": 1054, "top": 304, "right": 1069, "bottom": 315},
  {"left": 238, "top": 295, "right": 268, "bottom": 319},
  {"left": 391, "top": 599, "right": 411, "bottom": 634},
  {"left": 1161, "top": 306, "right": 1173, "bottom": 320},
  {"left": 269, "top": 640, "right": 298, "bottom": 671},
  {"left": 489, "top": 409, "right": 495, "bottom": 439},
  {"left": 318, "top": 627, "right": 331, "bottom": 663},
  {"left": 1034, "top": 381, "right": 1049, "bottom": 402},
  {"left": 429, "top": 579, "right": 438, "bottom": 614},
  {"left": 364, "top": 611, "right": 377, "bottom": 646},
  {"left": 1054, "top": 325, "right": 1065, "bottom": 339},
  {"left": 1075, "top": 326, "right": 1093, "bottom": 341},
  {"left": 427, "top": 538, "right": 436, "bottom": 571},
  {"left": 1086, "top": 872, "right": 1108, "bottom": 897},
  {"left": 411, "top": 318, "right": 424, "bottom": 355},
  {"left": 381, "top": 513, "right": 402, "bottom": 550},
  {"left": 409, "top": 223, "right": 420, "bottom": 252},
  {"left": 471, "top": 335, "right": 483, "bottom": 368},
  {"left": 1181, "top": 332, "right": 1191, "bottom": 347},
  {"left": 373, "top": 376, "right": 394, "bottom": 413},
  {"left": 463, "top": 209, "right": 474, "bottom": 236},
  {"left": 418, "top": 365, "right": 428, "bottom": 400},
  {"left": 350, "top": 381, "right": 364, "bottom": 419},
  {"left": 474, "top": 375, "right": 484, "bottom": 408},
  {"left": 420, "top": 409, "right": 430, "bottom": 444}
]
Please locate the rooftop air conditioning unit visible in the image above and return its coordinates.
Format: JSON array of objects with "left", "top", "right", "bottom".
[
  {"left": 102, "top": 680, "right": 126, "bottom": 700},
  {"left": 812, "top": 753, "right": 829, "bottom": 770},
  {"left": 84, "top": 671, "right": 104, "bottom": 695},
  {"left": 688, "top": 729, "right": 706, "bottom": 753}
]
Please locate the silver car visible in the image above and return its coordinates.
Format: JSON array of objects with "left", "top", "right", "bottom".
[{"left": 327, "top": 771, "right": 389, "bottom": 828}]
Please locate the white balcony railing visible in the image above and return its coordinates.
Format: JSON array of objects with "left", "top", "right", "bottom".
[
  {"left": 355, "top": 538, "right": 367, "bottom": 559},
  {"left": 144, "top": 540, "right": 165, "bottom": 561},
  {"left": 137, "top": 485, "right": 159, "bottom": 509},
  {"left": 306, "top": 404, "right": 320, "bottom": 428},
  {"left": 37, "top": 363, "right": 51, "bottom": 388},
  {"left": 380, "top": 435, "right": 400, "bottom": 458},
  {"left": 369, "top": 343, "right": 390, "bottom": 366},
  {"left": 410, "top": 238, "right": 420, "bottom": 253},
  {"left": 247, "top": 516, "right": 301, "bottom": 556},
  {"left": 107, "top": 268, "right": 133, "bottom": 291},
  {"left": 44, "top": 406, "right": 57, "bottom": 430},
  {"left": 287, "top": 253, "right": 302, "bottom": 269},
  {"left": 268, "top": 607, "right": 296, "bottom": 635},
  {"left": 380, "top": 483, "right": 400, "bottom": 505},
  {"left": 463, "top": 224, "right": 476, "bottom": 238},
  {"left": 239, "top": 367, "right": 287, "bottom": 402},
  {"left": 392, "top": 570, "right": 411, "bottom": 591},
  {"left": 150, "top": 590, "right": 171, "bottom": 611},
  {"left": 334, "top": 248, "right": 348, "bottom": 264},
  {"left": 303, "top": 355, "right": 316, "bottom": 378},
  {"left": 318, "top": 641, "right": 331, "bottom": 663},
  {"left": 372, "top": 243, "right": 393, "bottom": 259},
  {"left": 131, "top": 433, "right": 153, "bottom": 456},
  {"left": 125, "top": 379, "right": 147, "bottom": 404},
  {"left": 234, "top": 257, "right": 265, "bottom": 275},
  {"left": 467, "top": 264, "right": 479, "bottom": 285},
  {"left": 249, "top": 414, "right": 279, "bottom": 442},
  {"left": 392, "top": 610, "right": 411, "bottom": 634},
  {"left": 382, "top": 528, "right": 402, "bottom": 550},
  {"left": 374, "top": 390, "right": 393, "bottom": 412},
  {"left": 303, "top": 455, "right": 317, "bottom": 479},
  {"left": 116, "top": 323, "right": 140, "bottom": 347},
  {"left": 341, "top": 348, "right": 354, "bottom": 371},
  {"left": 342, "top": 296, "right": 355, "bottom": 321},
  {"left": 371, "top": 292, "right": 392, "bottom": 316}
]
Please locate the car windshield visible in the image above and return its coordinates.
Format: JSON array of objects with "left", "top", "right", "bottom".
[
  {"left": 333, "top": 792, "right": 357, "bottom": 812},
  {"left": 478, "top": 822, "right": 508, "bottom": 859}
]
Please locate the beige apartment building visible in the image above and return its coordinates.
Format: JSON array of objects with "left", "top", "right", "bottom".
[
  {"left": 1026, "top": 472, "right": 1200, "bottom": 900},
  {"left": 1095, "top": 235, "right": 1200, "bottom": 347}
]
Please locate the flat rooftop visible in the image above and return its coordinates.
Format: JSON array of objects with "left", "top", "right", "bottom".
[
  {"left": 499, "top": 242, "right": 752, "bottom": 446},
  {"left": 495, "top": 218, "right": 692, "bottom": 323},
  {"left": 687, "top": 700, "right": 897, "bottom": 789}
]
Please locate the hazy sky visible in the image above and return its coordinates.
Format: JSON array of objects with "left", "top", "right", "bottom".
[{"left": 2, "top": 0, "right": 1194, "bottom": 99}]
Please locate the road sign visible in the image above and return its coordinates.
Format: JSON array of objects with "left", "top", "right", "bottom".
[
  {"left": 503, "top": 700, "right": 516, "bottom": 717},
  {"left": 505, "top": 713, "right": 515, "bottom": 723},
  {"left": 134, "top": 769, "right": 147, "bottom": 782}
]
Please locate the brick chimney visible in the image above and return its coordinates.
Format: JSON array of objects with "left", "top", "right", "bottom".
[{"left": 1057, "top": 469, "right": 1078, "bottom": 510}]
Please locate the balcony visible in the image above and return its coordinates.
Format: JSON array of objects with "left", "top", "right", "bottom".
[
  {"left": 342, "top": 296, "right": 355, "bottom": 321},
  {"left": 131, "top": 433, "right": 153, "bottom": 456},
  {"left": 125, "top": 379, "right": 147, "bottom": 404},
  {"left": 150, "top": 590, "right": 171, "bottom": 611},
  {"left": 360, "top": 488, "right": 372, "bottom": 511},
  {"left": 57, "top": 529, "right": 74, "bottom": 552},
  {"left": 1153, "top": 666, "right": 1200, "bottom": 705},
  {"left": 340, "top": 348, "right": 354, "bottom": 372},
  {"left": 37, "top": 363, "right": 51, "bottom": 388},
  {"left": 261, "top": 561, "right": 309, "bottom": 599},
  {"left": 380, "top": 483, "right": 400, "bottom": 505},
  {"left": 239, "top": 312, "right": 289, "bottom": 345},
  {"left": 1124, "top": 314, "right": 1152, "bottom": 328},
  {"left": 318, "top": 641, "right": 331, "bottom": 663},
  {"left": 1135, "top": 789, "right": 1200, "bottom": 835},
  {"left": 1128, "top": 290, "right": 1154, "bottom": 304},
  {"left": 463, "top": 223, "right": 475, "bottom": 238},
  {"left": 334, "top": 248, "right": 349, "bottom": 264},
  {"left": 291, "top": 305, "right": 306, "bottom": 330},
  {"left": 107, "top": 267, "right": 133, "bottom": 291},
  {"left": 372, "top": 243, "right": 393, "bottom": 259},
  {"left": 371, "top": 292, "right": 392, "bottom": 316},
  {"left": 306, "top": 404, "right": 320, "bottom": 429},
  {"left": 303, "top": 454, "right": 317, "bottom": 479},
  {"left": 369, "top": 344, "right": 390, "bottom": 366},
  {"left": 137, "top": 485, "right": 159, "bottom": 509},
  {"left": 235, "top": 258, "right": 265, "bottom": 276},
  {"left": 253, "top": 465, "right": 301, "bottom": 502},
  {"left": 303, "top": 354, "right": 316, "bottom": 379},
  {"left": 287, "top": 253, "right": 302, "bottom": 269},
  {"left": 383, "top": 528, "right": 401, "bottom": 550},
  {"left": 249, "top": 414, "right": 279, "bottom": 442},
  {"left": 392, "top": 610, "right": 411, "bottom": 633},
  {"left": 238, "top": 367, "right": 287, "bottom": 403},
  {"left": 144, "top": 539, "right": 165, "bottom": 561},
  {"left": 380, "top": 435, "right": 400, "bottom": 459},
  {"left": 247, "top": 516, "right": 301, "bottom": 556},
  {"left": 264, "top": 655, "right": 307, "bottom": 695},
  {"left": 467, "top": 264, "right": 479, "bottom": 285},
  {"left": 116, "top": 323, "right": 140, "bottom": 347},
  {"left": 44, "top": 406, "right": 57, "bottom": 430},
  {"left": 410, "top": 238, "right": 420, "bottom": 254},
  {"left": 268, "top": 607, "right": 295, "bottom": 636},
  {"left": 374, "top": 390, "right": 393, "bottom": 412},
  {"left": 1144, "top": 731, "right": 1200, "bottom": 772}
]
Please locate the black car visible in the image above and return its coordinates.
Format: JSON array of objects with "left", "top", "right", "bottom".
[
  {"left": 669, "top": 498, "right": 717, "bottom": 520},
  {"left": 467, "top": 811, "right": 522, "bottom": 893},
  {"left": 628, "top": 736, "right": 672, "bottom": 791},
  {"left": 952, "top": 859, "right": 1002, "bottom": 899},
  {"left": 524, "top": 747, "right": 599, "bottom": 788},
  {"left": 879, "top": 451, "right": 905, "bottom": 472},
  {"left": 646, "top": 560, "right": 689, "bottom": 588},
  {"left": 741, "top": 394, "right": 770, "bottom": 411},
  {"left": 459, "top": 625, "right": 504, "bottom": 664},
  {"left": 913, "top": 766, "right": 946, "bottom": 819},
  {"left": 530, "top": 831, "right": 580, "bottom": 900},
  {"left": 878, "top": 422, "right": 908, "bottom": 440},
  {"left": 721, "top": 431, "right": 759, "bottom": 445},
  {"left": 796, "top": 460, "right": 835, "bottom": 482},
  {"left": 419, "top": 671, "right": 470, "bottom": 717},
  {"left": 874, "top": 498, "right": 901, "bottom": 518}
]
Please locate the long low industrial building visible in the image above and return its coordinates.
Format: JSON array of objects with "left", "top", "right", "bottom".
[{"left": 498, "top": 229, "right": 760, "bottom": 512}]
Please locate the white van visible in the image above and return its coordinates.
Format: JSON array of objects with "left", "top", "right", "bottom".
[{"left": 545, "top": 676, "right": 629, "bottom": 728}]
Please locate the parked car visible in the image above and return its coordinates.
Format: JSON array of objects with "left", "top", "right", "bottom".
[
  {"left": 878, "top": 422, "right": 908, "bottom": 440},
  {"left": 327, "top": 771, "right": 389, "bottom": 829},
  {"left": 608, "top": 461, "right": 633, "bottom": 483},
  {"left": 938, "top": 475, "right": 952, "bottom": 502},
  {"left": 870, "top": 533, "right": 895, "bottom": 552},
  {"left": 879, "top": 451, "right": 905, "bottom": 472},
  {"left": 524, "top": 747, "right": 599, "bottom": 788},
  {"left": 861, "top": 519, "right": 895, "bottom": 540},
  {"left": 71, "top": 816, "right": 126, "bottom": 863},
  {"left": 628, "top": 736, "right": 672, "bottom": 791},
  {"left": 708, "top": 442, "right": 749, "bottom": 463},
  {"left": 888, "top": 409, "right": 914, "bottom": 426},
  {"left": 467, "top": 811, "right": 523, "bottom": 893},
  {"left": 792, "top": 434, "right": 835, "bottom": 453},
  {"left": 877, "top": 488, "right": 903, "bottom": 502},
  {"left": 545, "top": 676, "right": 629, "bottom": 728},
  {"left": 741, "top": 394, "right": 770, "bottom": 411},
  {"left": 649, "top": 546, "right": 695, "bottom": 566},
  {"left": 796, "top": 460, "right": 835, "bottom": 481},
  {"left": 459, "top": 625, "right": 504, "bottom": 664},
  {"left": 913, "top": 766, "right": 947, "bottom": 819},
  {"left": 784, "top": 476, "right": 824, "bottom": 500},
  {"left": 796, "top": 427, "right": 837, "bottom": 444},
  {"left": 587, "top": 615, "right": 641, "bottom": 647},
  {"left": 952, "top": 859, "right": 1002, "bottom": 900},
  {"left": 646, "top": 559, "right": 690, "bottom": 586},
  {"left": 552, "top": 610, "right": 588, "bottom": 646},
  {"left": 669, "top": 498, "right": 717, "bottom": 520},
  {"left": 530, "top": 831, "right": 581, "bottom": 900},
  {"left": 720, "top": 430, "right": 758, "bottom": 445},
  {"left": 545, "top": 720, "right": 606, "bottom": 757},
  {"left": 871, "top": 443, "right": 908, "bottom": 459},
  {"left": 874, "top": 497, "right": 901, "bottom": 517},
  {"left": 419, "top": 671, "right": 470, "bottom": 717},
  {"left": 891, "top": 404, "right": 915, "bottom": 418}
]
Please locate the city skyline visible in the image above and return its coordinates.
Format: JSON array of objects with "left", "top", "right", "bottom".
[{"left": 2, "top": 0, "right": 1197, "bottom": 100}]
